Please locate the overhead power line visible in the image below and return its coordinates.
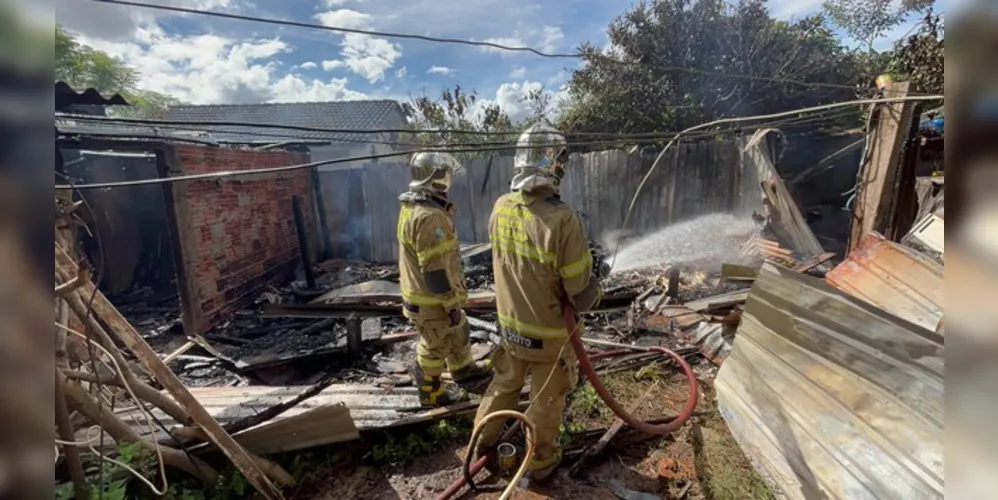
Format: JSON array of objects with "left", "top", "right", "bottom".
[
  {"left": 91, "top": 0, "right": 871, "bottom": 92},
  {"left": 58, "top": 110, "right": 849, "bottom": 154},
  {"left": 57, "top": 105, "right": 857, "bottom": 140},
  {"left": 55, "top": 96, "right": 938, "bottom": 191}
]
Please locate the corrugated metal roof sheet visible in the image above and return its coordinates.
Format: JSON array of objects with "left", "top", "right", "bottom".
[
  {"left": 81, "top": 383, "right": 469, "bottom": 455},
  {"left": 716, "top": 263, "right": 944, "bottom": 499},
  {"left": 826, "top": 232, "right": 944, "bottom": 332},
  {"left": 55, "top": 81, "right": 130, "bottom": 110},
  {"left": 162, "top": 100, "right": 405, "bottom": 143}
]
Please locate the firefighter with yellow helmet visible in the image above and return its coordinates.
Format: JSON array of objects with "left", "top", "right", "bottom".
[
  {"left": 474, "top": 124, "right": 602, "bottom": 480},
  {"left": 398, "top": 151, "right": 491, "bottom": 407}
]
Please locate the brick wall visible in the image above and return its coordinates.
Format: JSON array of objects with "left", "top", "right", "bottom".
[{"left": 171, "top": 145, "right": 315, "bottom": 334}]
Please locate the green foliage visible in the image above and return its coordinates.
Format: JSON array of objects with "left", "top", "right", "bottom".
[
  {"left": 557, "top": 421, "right": 586, "bottom": 448},
  {"left": 635, "top": 363, "right": 665, "bottom": 381},
  {"left": 888, "top": 10, "right": 943, "bottom": 94},
  {"left": 559, "top": 0, "right": 863, "bottom": 148},
  {"left": 568, "top": 383, "right": 603, "bottom": 419},
  {"left": 55, "top": 26, "right": 178, "bottom": 116},
  {"left": 54, "top": 442, "right": 150, "bottom": 500},
  {"left": 402, "top": 85, "right": 515, "bottom": 161},
  {"left": 370, "top": 419, "right": 468, "bottom": 465}
]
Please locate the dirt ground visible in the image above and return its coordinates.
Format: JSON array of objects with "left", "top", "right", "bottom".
[{"left": 291, "top": 363, "right": 773, "bottom": 500}]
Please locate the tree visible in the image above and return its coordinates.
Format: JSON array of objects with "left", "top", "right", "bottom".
[
  {"left": 823, "top": 0, "right": 933, "bottom": 51},
  {"left": 558, "top": 0, "right": 864, "bottom": 146},
  {"left": 401, "top": 85, "right": 516, "bottom": 161},
  {"left": 55, "top": 26, "right": 178, "bottom": 116},
  {"left": 888, "top": 9, "right": 943, "bottom": 95}
]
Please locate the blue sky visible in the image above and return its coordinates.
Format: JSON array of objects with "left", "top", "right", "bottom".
[{"left": 55, "top": 0, "right": 957, "bottom": 122}]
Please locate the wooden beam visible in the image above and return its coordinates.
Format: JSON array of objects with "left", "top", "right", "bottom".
[
  {"left": 55, "top": 246, "right": 284, "bottom": 499},
  {"left": 848, "top": 82, "right": 918, "bottom": 254}
]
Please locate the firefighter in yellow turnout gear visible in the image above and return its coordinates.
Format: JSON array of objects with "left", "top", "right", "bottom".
[
  {"left": 474, "top": 124, "right": 602, "bottom": 481},
  {"left": 398, "top": 151, "right": 492, "bottom": 407}
]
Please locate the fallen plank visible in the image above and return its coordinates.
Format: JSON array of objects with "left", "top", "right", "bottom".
[
  {"left": 657, "top": 305, "right": 706, "bottom": 330},
  {"left": 161, "top": 340, "right": 196, "bottom": 364},
  {"left": 791, "top": 252, "right": 837, "bottom": 273},
  {"left": 683, "top": 289, "right": 750, "bottom": 313}
]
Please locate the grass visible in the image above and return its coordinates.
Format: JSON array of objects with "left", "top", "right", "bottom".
[
  {"left": 692, "top": 402, "right": 775, "bottom": 500},
  {"left": 369, "top": 418, "right": 470, "bottom": 465}
]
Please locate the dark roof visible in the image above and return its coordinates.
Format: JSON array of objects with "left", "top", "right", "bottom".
[
  {"left": 161, "top": 100, "right": 405, "bottom": 144},
  {"left": 55, "top": 81, "right": 130, "bottom": 110}
]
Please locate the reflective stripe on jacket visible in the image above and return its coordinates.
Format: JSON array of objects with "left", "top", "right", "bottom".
[
  {"left": 489, "top": 189, "right": 596, "bottom": 362},
  {"left": 397, "top": 200, "right": 467, "bottom": 318}
]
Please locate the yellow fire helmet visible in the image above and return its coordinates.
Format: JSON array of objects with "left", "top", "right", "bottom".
[
  {"left": 511, "top": 123, "right": 569, "bottom": 192},
  {"left": 408, "top": 151, "right": 464, "bottom": 193}
]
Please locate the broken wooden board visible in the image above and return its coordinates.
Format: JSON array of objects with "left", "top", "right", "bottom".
[
  {"left": 657, "top": 305, "right": 707, "bottom": 330},
  {"left": 683, "top": 289, "right": 750, "bottom": 313},
  {"left": 791, "top": 252, "right": 837, "bottom": 273}
]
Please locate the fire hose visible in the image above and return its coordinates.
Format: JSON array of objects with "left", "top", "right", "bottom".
[{"left": 436, "top": 304, "right": 699, "bottom": 500}]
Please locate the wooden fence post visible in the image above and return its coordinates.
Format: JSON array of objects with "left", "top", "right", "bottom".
[{"left": 847, "top": 82, "right": 918, "bottom": 254}]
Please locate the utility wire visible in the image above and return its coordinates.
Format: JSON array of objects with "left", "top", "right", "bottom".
[
  {"left": 54, "top": 99, "right": 916, "bottom": 191},
  {"left": 57, "top": 105, "right": 855, "bottom": 140},
  {"left": 91, "top": 0, "right": 872, "bottom": 92},
  {"left": 58, "top": 108, "right": 852, "bottom": 150}
]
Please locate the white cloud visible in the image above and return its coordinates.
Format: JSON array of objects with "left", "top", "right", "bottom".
[
  {"left": 322, "top": 60, "right": 345, "bottom": 71},
  {"left": 73, "top": 31, "right": 368, "bottom": 104},
  {"left": 271, "top": 74, "right": 368, "bottom": 102},
  {"left": 395, "top": 67, "right": 408, "bottom": 79},
  {"left": 312, "top": 8, "right": 402, "bottom": 83},
  {"left": 508, "top": 66, "right": 527, "bottom": 79},
  {"left": 300, "top": 61, "right": 318, "bottom": 70},
  {"left": 314, "top": 9, "right": 373, "bottom": 30},
  {"left": 55, "top": 0, "right": 236, "bottom": 41},
  {"left": 427, "top": 65, "right": 455, "bottom": 76},
  {"left": 472, "top": 80, "right": 573, "bottom": 124},
  {"left": 322, "top": 0, "right": 351, "bottom": 6},
  {"left": 539, "top": 26, "right": 564, "bottom": 53},
  {"left": 340, "top": 33, "right": 402, "bottom": 83}
]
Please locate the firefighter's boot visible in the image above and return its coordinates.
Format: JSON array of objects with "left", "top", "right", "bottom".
[
  {"left": 527, "top": 448, "right": 563, "bottom": 482},
  {"left": 451, "top": 358, "right": 492, "bottom": 382},
  {"left": 415, "top": 369, "right": 467, "bottom": 407}
]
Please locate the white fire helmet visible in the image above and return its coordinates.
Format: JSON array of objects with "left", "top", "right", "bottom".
[
  {"left": 408, "top": 151, "right": 464, "bottom": 193},
  {"left": 511, "top": 123, "right": 568, "bottom": 192}
]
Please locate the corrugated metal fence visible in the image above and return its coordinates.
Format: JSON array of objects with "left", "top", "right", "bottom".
[{"left": 319, "top": 138, "right": 769, "bottom": 262}]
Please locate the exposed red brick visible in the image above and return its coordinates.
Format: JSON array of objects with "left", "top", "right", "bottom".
[{"left": 172, "top": 144, "right": 314, "bottom": 333}]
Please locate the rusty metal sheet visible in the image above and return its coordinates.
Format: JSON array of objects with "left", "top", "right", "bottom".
[
  {"left": 826, "top": 232, "right": 944, "bottom": 332},
  {"left": 716, "top": 263, "right": 943, "bottom": 500}
]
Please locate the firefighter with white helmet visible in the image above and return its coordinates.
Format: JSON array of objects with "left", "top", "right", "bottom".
[
  {"left": 397, "top": 151, "right": 491, "bottom": 407},
  {"left": 474, "top": 124, "right": 602, "bottom": 480}
]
